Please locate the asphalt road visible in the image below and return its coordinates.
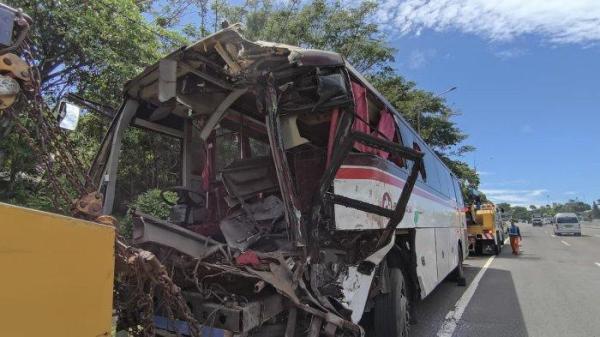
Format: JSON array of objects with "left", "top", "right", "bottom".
[{"left": 409, "top": 223, "right": 600, "bottom": 337}]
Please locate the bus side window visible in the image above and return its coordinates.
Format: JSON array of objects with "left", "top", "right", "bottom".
[
  {"left": 453, "top": 179, "right": 464, "bottom": 208},
  {"left": 440, "top": 168, "right": 455, "bottom": 198},
  {"left": 424, "top": 149, "right": 443, "bottom": 192}
]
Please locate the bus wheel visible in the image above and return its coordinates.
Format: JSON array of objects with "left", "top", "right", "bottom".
[
  {"left": 374, "top": 267, "right": 409, "bottom": 337},
  {"left": 452, "top": 246, "right": 467, "bottom": 286}
]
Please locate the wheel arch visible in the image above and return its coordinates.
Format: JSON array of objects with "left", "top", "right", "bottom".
[{"left": 386, "top": 230, "right": 419, "bottom": 303}]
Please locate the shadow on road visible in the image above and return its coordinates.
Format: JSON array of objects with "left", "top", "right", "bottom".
[
  {"left": 409, "top": 257, "right": 529, "bottom": 337},
  {"left": 453, "top": 267, "right": 529, "bottom": 337},
  {"left": 498, "top": 252, "right": 541, "bottom": 261}
]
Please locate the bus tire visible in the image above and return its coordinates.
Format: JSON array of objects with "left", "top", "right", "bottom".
[
  {"left": 453, "top": 245, "right": 467, "bottom": 286},
  {"left": 374, "top": 267, "right": 409, "bottom": 337}
]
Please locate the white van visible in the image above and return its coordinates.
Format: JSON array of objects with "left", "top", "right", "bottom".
[{"left": 553, "top": 213, "right": 581, "bottom": 236}]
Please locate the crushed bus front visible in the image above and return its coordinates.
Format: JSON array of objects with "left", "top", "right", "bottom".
[{"left": 92, "top": 25, "right": 427, "bottom": 336}]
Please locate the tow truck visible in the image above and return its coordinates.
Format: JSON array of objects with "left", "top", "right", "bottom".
[{"left": 466, "top": 201, "right": 505, "bottom": 255}]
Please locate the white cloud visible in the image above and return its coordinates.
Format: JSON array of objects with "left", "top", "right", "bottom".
[
  {"left": 379, "top": 0, "right": 600, "bottom": 44},
  {"left": 481, "top": 188, "right": 549, "bottom": 206},
  {"left": 565, "top": 191, "right": 577, "bottom": 195},
  {"left": 477, "top": 171, "right": 494, "bottom": 176},
  {"left": 493, "top": 48, "right": 527, "bottom": 59},
  {"left": 520, "top": 124, "right": 533, "bottom": 134},
  {"left": 407, "top": 49, "right": 437, "bottom": 69},
  {"left": 408, "top": 50, "right": 426, "bottom": 69}
]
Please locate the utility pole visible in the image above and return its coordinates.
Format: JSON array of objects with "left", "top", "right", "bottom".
[{"left": 417, "top": 86, "right": 457, "bottom": 135}]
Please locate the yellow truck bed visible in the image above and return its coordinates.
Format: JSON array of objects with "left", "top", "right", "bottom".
[{"left": 0, "top": 203, "right": 115, "bottom": 337}]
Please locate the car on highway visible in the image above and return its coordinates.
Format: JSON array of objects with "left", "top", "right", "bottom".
[
  {"left": 553, "top": 213, "right": 581, "bottom": 236},
  {"left": 532, "top": 216, "right": 543, "bottom": 226}
]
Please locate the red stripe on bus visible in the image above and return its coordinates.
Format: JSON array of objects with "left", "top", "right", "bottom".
[{"left": 336, "top": 166, "right": 457, "bottom": 209}]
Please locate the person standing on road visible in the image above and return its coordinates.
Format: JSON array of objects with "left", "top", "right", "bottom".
[{"left": 508, "top": 220, "right": 522, "bottom": 255}]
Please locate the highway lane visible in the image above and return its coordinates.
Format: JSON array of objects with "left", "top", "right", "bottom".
[{"left": 409, "top": 223, "right": 600, "bottom": 337}]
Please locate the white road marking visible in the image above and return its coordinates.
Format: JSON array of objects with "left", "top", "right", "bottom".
[
  {"left": 561, "top": 240, "right": 570, "bottom": 247},
  {"left": 436, "top": 255, "right": 496, "bottom": 337},
  {"left": 551, "top": 234, "right": 556, "bottom": 237},
  {"left": 595, "top": 262, "right": 600, "bottom": 268}
]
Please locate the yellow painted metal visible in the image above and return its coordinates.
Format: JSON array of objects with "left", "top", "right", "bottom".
[
  {"left": 467, "top": 204, "right": 500, "bottom": 238},
  {"left": 0, "top": 203, "right": 115, "bottom": 337}
]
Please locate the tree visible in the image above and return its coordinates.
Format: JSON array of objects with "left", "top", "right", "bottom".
[
  {"left": 496, "top": 202, "right": 511, "bottom": 211},
  {"left": 1, "top": 0, "right": 181, "bottom": 212},
  {"left": 511, "top": 206, "right": 530, "bottom": 221},
  {"left": 157, "top": 0, "right": 395, "bottom": 73},
  {"left": 592, "top": 202, "right": 600, "bottom": 219},
  {"left": 560, "top": 199, "right": 591, "bottom": 213},
  {"left": 6, "top": 0, "right": 178, "bottom": 103}
]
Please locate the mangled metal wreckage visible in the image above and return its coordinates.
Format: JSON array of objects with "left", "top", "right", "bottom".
[{"left": 91, "top": 25, "right": 462, "bottom": 336}]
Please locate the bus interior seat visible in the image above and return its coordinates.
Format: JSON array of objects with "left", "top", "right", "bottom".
[{"left": 219, "top": 156, "right": 279, "bottom": 207}]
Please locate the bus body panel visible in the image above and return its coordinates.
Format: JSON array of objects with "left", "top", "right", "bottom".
[{"left": 415, "top": 228, "right": 439, "bottom": 297}]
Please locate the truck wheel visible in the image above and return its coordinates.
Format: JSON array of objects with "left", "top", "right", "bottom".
[
  {"left": 475, "top": 241, "right": 483, "bottom": 255},
  {"left": 374, "top": 267, "right": 409, "bottom": 337},
  {"left": 495, "top": 233, "right": 502, "bottom": 254}
]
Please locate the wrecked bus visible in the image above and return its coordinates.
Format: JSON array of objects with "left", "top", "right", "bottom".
[{"left": 90, "top": 25, "right": 467, "bottom": 336}]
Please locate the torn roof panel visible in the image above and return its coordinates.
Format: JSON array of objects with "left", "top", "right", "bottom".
[{"left": 123, "top": 25, "right": 345, "bottom": 98}]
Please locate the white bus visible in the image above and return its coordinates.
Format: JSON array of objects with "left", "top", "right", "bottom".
[{"left": 91, "top": 26, "right": 468, "bottom": 337}]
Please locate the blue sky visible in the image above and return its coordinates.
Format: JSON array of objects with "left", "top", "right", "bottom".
[{"left": 377, "top": 0, "right": 600, "bottom": 206}]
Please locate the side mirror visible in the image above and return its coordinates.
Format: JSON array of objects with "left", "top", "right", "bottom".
[{"left": 56, "top": 100, "right": 82, "bottom": 131}]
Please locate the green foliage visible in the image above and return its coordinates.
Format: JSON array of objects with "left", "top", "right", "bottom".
[
  {"left": 511, "top": 206, "right": 530, "bottom": 221},
  {"left": 495, "top": 200, "right": 594, "bottom": 222},
  {"left": 68, "top": 113, "right": 110, "bottom": 165},
  {"left": 119, "top": 188, "right": 177, "bottom": 238},
  {"left": 1, "top": 0, "right": 183, "bottom": 213},
  {"left": 6, "top": 0, "right": 173, "bottom": 104},
  {"left": 496, "top": 202, "right": 511, "bottom": 213},
  {"left": 556, "top": 199, "right": 591, "bottom": 213},
  {"left": 161, "top": 0, "right": 395, "bottom": 72},
  {"left": 369, "top": 69, "right": 467, "bottom": 153}
]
